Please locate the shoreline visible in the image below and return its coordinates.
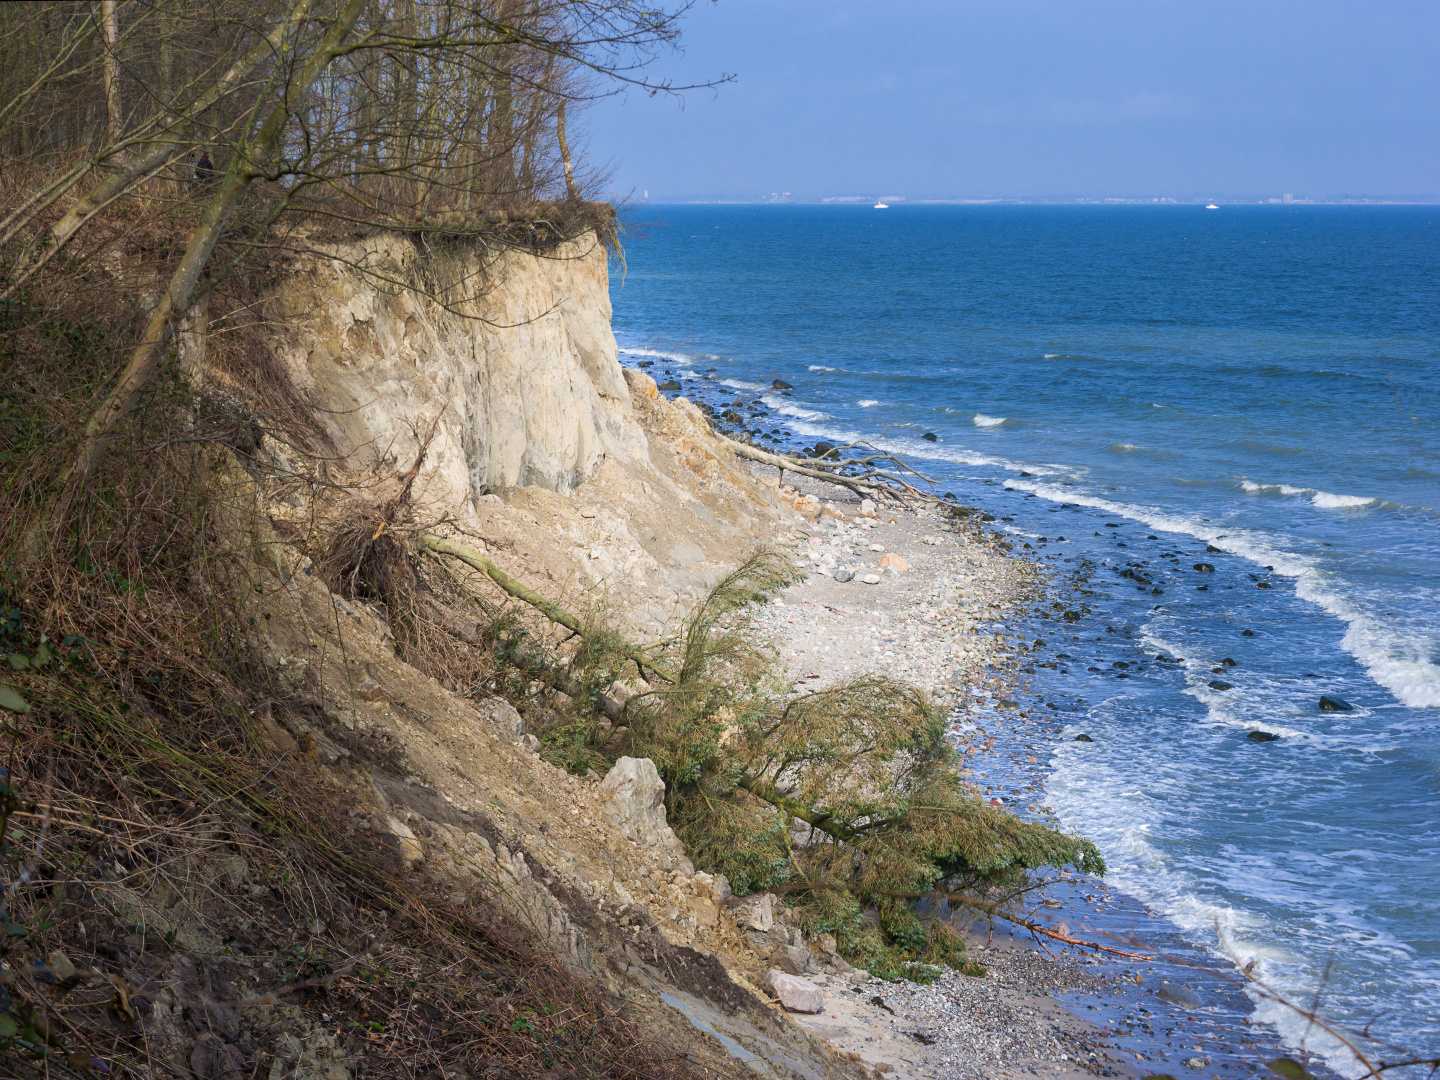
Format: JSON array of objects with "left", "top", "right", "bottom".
[{"left": 745, "top": 463, "right": 1314, "bottom": 1080}]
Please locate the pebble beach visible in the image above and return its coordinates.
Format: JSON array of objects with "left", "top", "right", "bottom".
[{"left": 747, "top": 466, "right": 1309, "bottom": 1080}]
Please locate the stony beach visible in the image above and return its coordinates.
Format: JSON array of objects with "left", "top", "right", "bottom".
[
  {"left": 735, "top": 464, "right": 1318, "bottom": 1080},
  {"left": 739, "top": 467, "right": 1144, "bottom": 1079}
]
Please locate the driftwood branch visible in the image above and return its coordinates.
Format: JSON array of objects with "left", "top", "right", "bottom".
[
  {"left": 722, "top": 436, "right": 940, "bottom": 503},
  {"left": 774, "top": 879, "right": 1152, "bottom": 961}
]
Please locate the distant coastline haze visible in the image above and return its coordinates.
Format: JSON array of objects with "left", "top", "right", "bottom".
[{"left": 587, "top": 0, "right": 1440, "bottom": 203}]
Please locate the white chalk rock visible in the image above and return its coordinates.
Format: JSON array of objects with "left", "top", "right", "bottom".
[
  {"left": 476, "top": 696, "right": 523, "bottom": 738},
  {"left": 600, "top": 757, "right": 689, "bottom": 863},
  {"left": 760, "top": 969, "right": 825, "bottom": 1013}
]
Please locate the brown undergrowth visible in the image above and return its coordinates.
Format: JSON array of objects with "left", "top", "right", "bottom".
[{"left": 0, "top": 292, "right": 700, "bottom": 1080}]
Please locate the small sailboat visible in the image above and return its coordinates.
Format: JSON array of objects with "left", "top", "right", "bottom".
[
  {"left": 1206, "top": 203, "right": 1219, "bottom": 210},
  {"left": 873, "top": 200, "right": 889, "bottom": 209}
]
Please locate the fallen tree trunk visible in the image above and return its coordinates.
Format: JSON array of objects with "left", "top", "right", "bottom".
[
  {"left": 416, "top": 533, "right": 671, "bottom": 684},
  {"left": 720, "top": 435, "right": 945, "bottom": 507},
  {"left": 775, "top": 880, "right": 1152, "bottom": 961}
]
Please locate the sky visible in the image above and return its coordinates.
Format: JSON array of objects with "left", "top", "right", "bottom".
[{"left": 581, "top": 0, "right": 1440, "bottom": 202}]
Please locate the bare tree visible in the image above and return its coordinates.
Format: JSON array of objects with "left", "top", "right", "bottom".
[{"left": 0, "top": 0, "right": 725, "bottom": 541}]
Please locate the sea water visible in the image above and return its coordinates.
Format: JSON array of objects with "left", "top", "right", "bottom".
[{"left": 608, "top": 204, "right": 1439, "bottom": 1075}]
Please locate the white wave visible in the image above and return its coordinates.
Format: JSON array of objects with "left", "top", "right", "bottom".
[
  {"left": 1003, "top": 477, "right": 1440, "bottom": 709},
  {"left": 1312, "top": 491, "right": 1378, "bottom": 509},
  {"left": 808, "top": 365, "right": 836, "bottom": 372},
  {"left": 1047, "top": 729, "right": 1373, "bottom": 1079},
  {"left": 857, "top": 399, "right": 879, "bottom": 407},
  {"left": 719, "top": 378, "right": 765, "bottom": 392},
  {"left": 1043, "top": 353, "right": 1060, "bottom": 359},
  {"left": 1109, "top": 443, "right": 1144, "bottom": 452},
  {"left": 619, "top": 345, "right": 694, "bottom": 365},
  {"left": 973, "top": 413, "right": 1008, "bottom": 428},
  {"left": 760, "top": 394, "right": 830, "bottom": 421},
  {"left": 1239, "top": 480, "right": 1380, "bottom": 510}
]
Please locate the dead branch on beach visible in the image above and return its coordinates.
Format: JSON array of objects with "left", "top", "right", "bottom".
[
  {"left": 723, "top": 435, "right": 944, "bottom": 503},
  {"left": 1213, "top": 929, "right": 1440, "bottom": 1080},
  {"left": 776, "top": 880, "right": 1154, "bottom": 961}
]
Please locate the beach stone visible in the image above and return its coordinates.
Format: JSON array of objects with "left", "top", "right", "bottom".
[
  {"left": 1208, "top": 680, "right": 1233, "bottom": 691},
  {"left": 760, "top": 969, "right": 825, "bottom": 1013},
  {"left": 1248, "top": 730, "right": 1281, "bottom": 742},
  {"left": 772, "top": 379, "right": 793, "bottom": 390},
  {"left": 861, "top": 573, "right": 882, "bottom": 585},
  {"left": 1157, "top": 982, "right": 1204, "bottom": 1010},
  {"left": 834, "top": 568, "right": 853, "bottom": 582},
  {"left": 1074, "top": 734, "right": 1094, "bottom": 742},
  {"left": 1319, "top": 695, "right": 1354, "bottom": 711},
  {"left": 1193, "top": 563, "right": 1215, "bottom": 572},
  {"left": 792, "top": 494, "right": 822, "bottom": 520},
  {"left": 859, "top": 498, "right": 876, "bottom": 517},
  {"left": 879, "top": 552, "right": 909, "bottom": 572}
]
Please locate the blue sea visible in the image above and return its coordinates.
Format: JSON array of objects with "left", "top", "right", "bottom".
[{"left": 608, "top": 204, "right": 1440, "bottom": 1075}]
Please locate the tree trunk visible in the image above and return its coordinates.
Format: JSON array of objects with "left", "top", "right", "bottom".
[
  {"left": 557, "top": 98, "right": 579, "bottom": 201},
  {"left": 42, "top": 0, "right": 369, "bottom": 534},
  {"left": 101, "top": 0, "right": 123, "bottom": 158}
]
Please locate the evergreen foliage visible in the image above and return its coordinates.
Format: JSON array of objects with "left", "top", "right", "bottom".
[{"left": 547, "top": 551, "right": 1107, "bottom": 980}]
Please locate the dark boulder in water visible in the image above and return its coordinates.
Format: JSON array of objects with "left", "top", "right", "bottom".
[
  {"left": 1256, "top": 581, "right": 1272, "bottom": 589},
  {"left": 772, "top": 379, "right": 793, "bottom": 390},
  {"left": 658, "top": 379, "right": 682, "bottom": 391},
  {"left": 922, "top": 432, "right": 938, "bottom": 442},
  {"left": 1074, "top": 733, "right": 1094, "bottom": 742},
  {"left": 1207, "top": 544, "right": 1223, "bottom": 553},
  {"left": 812, "top": 441, "right": 838, "bottom": 459},
  {"left": 1248, "top": 730, "right": 1281, "bottom": 742},
  {"left": 1319, "top": 695, "right": 1354, "bottom": 711},
  {"left": 1242, "top": 629, "right": 1255, "bottom": 636},
  {"left": 1222, "top": 658, "right": 1236, "bottom": 666},
  {"left": 1194, "top": 562, "right": 1215, "bottom": 572},
  {"left": 1157, "top": 983, "right": 1204, "bottom": 1009},
  {"left": 1208, "top": 680, "right": 1233, "bottom": 691}
]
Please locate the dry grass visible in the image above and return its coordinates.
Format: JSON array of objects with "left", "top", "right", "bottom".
[{"left": 0, "top": 283, "right": 700, "bottom": 1080}]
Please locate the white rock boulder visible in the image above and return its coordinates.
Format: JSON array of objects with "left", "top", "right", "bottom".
[
  {"left": 600, "top": 757, "right": 689, "bottom": 864},
  {"left": 760, "top": 969, "right": 825, "bottom": 1013}
]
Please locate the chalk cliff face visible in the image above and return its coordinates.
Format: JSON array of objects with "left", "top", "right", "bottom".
[
  {"left": 267, "top": 232, "right": 647, "bottom": 508},
  {"left": 259, "top": 228, "right": 804, "bottom": 634}
]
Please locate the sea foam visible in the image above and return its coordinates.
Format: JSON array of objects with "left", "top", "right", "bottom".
[
  {"left": 1005, "top": 478, "right": 1440, "bottom": 709},
  {"left": 619, "top": 345, "right": 695, "bottom": 365},
  {"left": 1240, "top": 479, "right": 1379, "bottom": 510},
  {"left": 973, "top": 413, "right": 1008, "bottom": 428}
]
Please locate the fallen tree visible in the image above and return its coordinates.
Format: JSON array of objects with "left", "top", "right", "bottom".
[{"left": 409, "top": 540, "right": 1108, "bottom": 980}]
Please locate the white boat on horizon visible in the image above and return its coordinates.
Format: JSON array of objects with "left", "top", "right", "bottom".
[
  {"left": 874, "top": 201, "right": 889, "bottom": 209},
  {"left": 1206, "top": 203, "right": 1219, "bottom": 209}
]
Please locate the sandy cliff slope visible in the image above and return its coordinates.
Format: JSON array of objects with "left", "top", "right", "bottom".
[{"left": 228, "top": 231, "right": 879, "bottom": 1078}]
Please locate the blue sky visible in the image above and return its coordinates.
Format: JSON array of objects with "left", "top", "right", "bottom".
[{"left": 582, "top": 0, "right": 1440, "bottom": 201}]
